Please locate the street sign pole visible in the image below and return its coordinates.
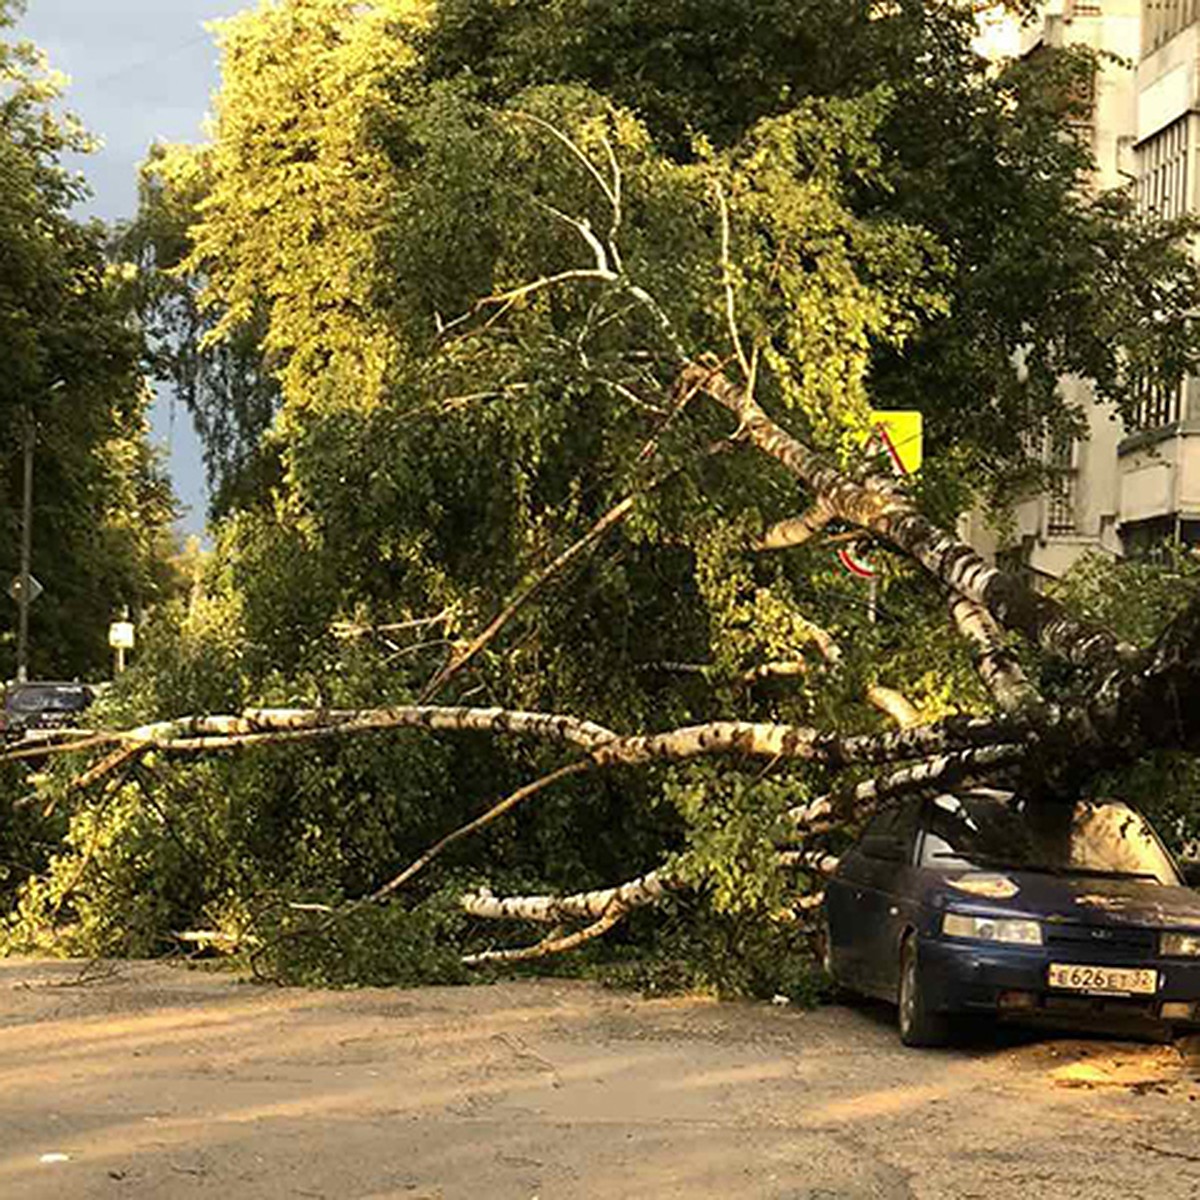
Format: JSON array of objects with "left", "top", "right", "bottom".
[{"left": 16, "top": 406, "right": 34, "bottom": 683}]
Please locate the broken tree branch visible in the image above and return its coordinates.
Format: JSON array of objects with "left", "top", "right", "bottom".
[
  {"left": 460, "top": 869, "right": 673, "bottom": 923},
  {"left": 949, "top": 595, "right": 1045, "bottom": 715},
  {"left": 754, "top": 503, "right": 835, "bottom": 551},
  {"left": 462, "top": 908, "right": 627, "bottom": 965},
  {"left": 714, "top": 179, "right": 753, "bottom": 380},
  {"left": 778, "top": 848, "right": 842, "bottom": 877},
  {"left": 833, "top": 745, "right": 1024, "bottom": 814},
  {"left": 35, "top": 705, "right": 1032, "bottom": 781},
  {"left": 367, "top": 760, "right": 593, "bottom": 901},
  {"left": 866, "top": 684, "right": 921, "bottom": 729},
  {"left": 420, "top": 493, "right": 638, "bottom": 699},
  {"left": 331, "top": 608, "right": 457, "bottom": 641},
  {"left": 787, "top": 742, "right": 1026, "bottom": 831},
  {"left": 438, "top": 267, "right": 618, "bottom": 340},
  {"left": 684, "top": 362, "right": 1130, "bottom": 674},
  {"left": 422, "top": 439, "right": 735, "bottom": 700},
  {"left": 507, "top": 109, "right": 618, "bottom": 212}
]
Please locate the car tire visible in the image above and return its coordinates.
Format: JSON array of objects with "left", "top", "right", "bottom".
[
  {"left": 897, "top": 934, "right": 952, "bottom": 1048},
  {"left": 818, "top": 913, "right": 835, "bottom": 977}
]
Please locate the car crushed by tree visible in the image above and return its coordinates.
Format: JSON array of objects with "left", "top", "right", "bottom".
[{"left": 824, "top": 790, "right": 1200, "bottom": 1046}]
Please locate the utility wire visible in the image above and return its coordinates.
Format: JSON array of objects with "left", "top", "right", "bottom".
[{"left": 91, "top": 30, "right": 214, "bottom": 91}]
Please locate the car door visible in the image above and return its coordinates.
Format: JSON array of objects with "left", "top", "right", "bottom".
[
  {"left": 825, "top": 842, "right": 871, "bottom": 989},
  {"left": 827, "top": 800, "right": 922, "bottom": 998}
]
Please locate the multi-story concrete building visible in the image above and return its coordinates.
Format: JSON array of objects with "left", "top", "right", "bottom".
[
  {"left": 1127, "top": 0, "right": 1200, "bottom": 549},
  {"left": 965, "top": 1, "right": 1144, "bottom": 579}
]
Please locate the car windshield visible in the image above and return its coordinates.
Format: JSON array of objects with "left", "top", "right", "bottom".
[{"left": 920, "top": 792, "right": 1180, "bottom": 886}]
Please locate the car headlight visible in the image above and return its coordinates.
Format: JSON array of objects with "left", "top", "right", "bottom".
[
  {"left": 1160, "top": 932, "right": 1200, "bottom": 957},
  {"left": 943, "top": 913, "right": 1043, "bottom": 946}
]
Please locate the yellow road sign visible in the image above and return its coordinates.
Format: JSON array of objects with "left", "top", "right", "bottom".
[{"left": 866, "top": 410, "right": 923, "bottom": 476}]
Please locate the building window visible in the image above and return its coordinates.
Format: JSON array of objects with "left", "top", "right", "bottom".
[
  {"left": 1137, "top": 114, "right": 1190, "bottom": 221},
  {"left": 1131, "top": 374, "right": 1184, "bottom": 429},
  {"left": 1045, "top": 433, "right": 1077, "bottom": 537}
]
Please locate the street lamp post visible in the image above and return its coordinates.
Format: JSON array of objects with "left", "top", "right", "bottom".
[
  {"left": 13, "top": 381, "right": 62, "bottom": 683},
  {"left": 15, "top": 405, "right": 34, "bottom": 683}
]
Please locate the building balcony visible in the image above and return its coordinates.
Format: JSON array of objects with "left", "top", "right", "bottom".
[{"left": 1117, "top": 420, "right": 1200, "bottom": 540}]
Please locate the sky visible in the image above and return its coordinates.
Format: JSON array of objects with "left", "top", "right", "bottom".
[{"left": 13, "top": 0, "right": 252, "bottom": 535}]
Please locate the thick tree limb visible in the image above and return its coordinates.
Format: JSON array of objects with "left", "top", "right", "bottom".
[
  {"left": 787, "top": 742, "right": 1025, "bottom": 831},
  {"left": 118, "top": 706, "right": 620, "bottom": 754},
  {"left": 41, "top": 707, "right": 1031, "bottom": 779},
  {"left": 949, "top": 596, "right": 1044, "bottom": 715},
  {"left": 458, "top": 845, "right": 828, "bottom": 959},
  {"left": 684, "top": 363, "right": 1129, "bottom": 674},
  {"left": 836, "top": 745, "right": 1023, "bottom": 811},
  {"left": 831, "top": 715, "right": 1031, "bottom": 766},
  {"left": 461, "top": 869, "right": 673, "bottom": 923}
]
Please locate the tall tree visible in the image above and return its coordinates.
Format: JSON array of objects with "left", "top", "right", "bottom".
[{"left": 0, "top": 0, "right": 177, "bottom": 680}]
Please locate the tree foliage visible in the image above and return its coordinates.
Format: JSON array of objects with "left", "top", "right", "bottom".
[
  {"left": 0, "top": 0, "right": 177, "bottom": 680},
  {"left": 7, "top": 0, "right": 1200, "bottom": 989}
]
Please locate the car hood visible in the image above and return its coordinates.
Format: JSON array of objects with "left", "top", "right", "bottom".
[{"left": 927, "top": 869, "right": 1200, "bottom": 930}]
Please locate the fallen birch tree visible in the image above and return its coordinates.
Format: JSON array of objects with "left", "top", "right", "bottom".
[
  {"left": 9, "top": 341, "right": 1200, "bottom": 964},
  {"left": 12, "top": 52, "right": 1200, "bottom": 981}
]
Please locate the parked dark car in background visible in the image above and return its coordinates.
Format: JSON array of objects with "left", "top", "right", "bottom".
[
  {"left": 822, "top": 789, "right": 1200, "bottom": 1047},
  {"left": 0, "top": 681, "right": 97, "bottom": 742}
]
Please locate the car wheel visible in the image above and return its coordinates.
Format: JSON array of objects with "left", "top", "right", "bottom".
[
  {"left": 819, "top": 914, "right": 835, "bottom": 977},
  {"left": 897, "top": 934, "right": 951, "bottom": 1048}
]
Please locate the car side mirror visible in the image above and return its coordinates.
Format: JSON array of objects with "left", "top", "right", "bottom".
[{"left": 1181, "top": 861, "right": 1200, "bottom": 888}]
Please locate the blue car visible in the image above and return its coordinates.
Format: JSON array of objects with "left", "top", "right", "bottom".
[{"left": 822, "top": 789, "right": 1200, "bottom": 1046}]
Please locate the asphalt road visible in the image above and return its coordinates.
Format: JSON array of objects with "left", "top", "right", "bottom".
[{"left": 0, "top": 959, "right": 1197, "bottom": 1199}]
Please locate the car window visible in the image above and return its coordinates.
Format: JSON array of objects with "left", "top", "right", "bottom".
[
  {"left": 6, "top": 687, "right": 89, "bottom": 713},
  {"left": 919, "top": 792, "right": 1180, "bottom": 885},
  {"left": 860, "top": 801, "right": 921, "bottom": 863}
]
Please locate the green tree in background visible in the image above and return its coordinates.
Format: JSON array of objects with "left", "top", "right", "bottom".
[
  {"left": 0, "top": 0, "right": 177, "bottom": 681},
  {"left": 139, "top": 0, "right": 1200, "bottom": 515},
  {"left": 420, "top": 0, "right": 1200, "bottom": 494}
]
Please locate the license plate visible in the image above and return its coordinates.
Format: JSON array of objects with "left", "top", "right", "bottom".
[{"left": 1047, "top": 963, "right": 1158, "bottom": 996}]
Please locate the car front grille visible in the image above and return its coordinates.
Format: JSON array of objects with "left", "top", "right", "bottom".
[{"left": 1044, "top": 921, "right": 1157, "bottom": 956}]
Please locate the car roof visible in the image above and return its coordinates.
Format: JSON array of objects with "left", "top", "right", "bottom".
[{"left": 5, "top": 681, "right": 95, "bottom": 691}]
